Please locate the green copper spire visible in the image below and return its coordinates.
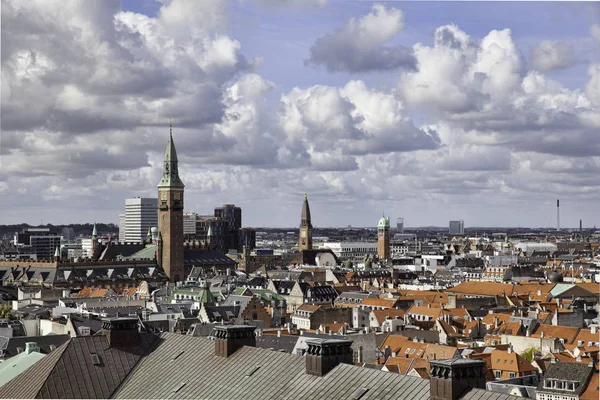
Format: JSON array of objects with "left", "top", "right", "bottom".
[
  {"left": 158, "top": 121, "right": 185, "bottom": 188},
  {"left": 92, "top": 222, "right": 97, "bottom": 237}
]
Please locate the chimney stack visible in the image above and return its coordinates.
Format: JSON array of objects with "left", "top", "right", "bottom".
[
  {"left": 102, "top": 317, "right": 139, "bottom": 348},
  {"left": 580, "top": 219, "right": 582, "bottom": 233},
  {"left": 213, "top": 325, "right": 256, "bottom": 357},
  {"left": 430, "top": 358, "right": 486, "bottom": 400},
  {"left": 305, "top": 339, "right": 353, "bottom": 377}
]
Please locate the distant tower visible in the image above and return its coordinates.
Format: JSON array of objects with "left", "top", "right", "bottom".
[
  {"left": 377, "top": 214, "right": 390, "bottom": 260},
  {"left": 396, "top": 217, "right": 404, "bottom": 234},
  {"left": 91, "top": 222, "right": 98, "bottom": 257},
  {"left": 556, "top": 199, "right": 560, "bottom": 231},
  {"left": 580, "top": 219, "right": 583, "bottom": 233},
  {"left": 299, "top": 193, "right": 313, "bottom": 251},
  {"left": 157, "top": 123, "right": 185, "bottom": 282}
]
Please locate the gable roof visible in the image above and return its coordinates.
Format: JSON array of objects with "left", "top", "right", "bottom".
[
  {"left": 490, "top": 349, "right": 537, "bottom": 373},
  {"left": 114, "top": 333, "right": 431, "bottom": 399},
  {"left": 537, "top": 361, "right": 595, "bottom": 396},
  {"left": 372, "top": 309, "right": 406, "bottom": 325},
  {"left": 446, "top": 281, "right": 514, "bottom": 297},
  {"left": 362, "top": 298, "right": 399, "bottom": 308},
  {"left": 0, "top": 332, "right": 159, "bottom": 399},
  {"left": 530, "top": 324, "right": 580, "bottom": 344}
]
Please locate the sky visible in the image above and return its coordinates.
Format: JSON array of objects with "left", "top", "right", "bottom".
[{"left": 1, "top": 0, "right": 599, "bottom": 229}]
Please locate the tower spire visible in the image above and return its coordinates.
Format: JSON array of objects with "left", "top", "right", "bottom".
[
  {"left": 158, "top": 123, "right": 184, "bottom": 188},
  {"left": 299, "top": 193, "right": 313, "bottom": 251}
]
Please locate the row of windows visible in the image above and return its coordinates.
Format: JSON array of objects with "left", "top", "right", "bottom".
[{"left": 544, "top": 379, "right": 578, "bottom": 391}]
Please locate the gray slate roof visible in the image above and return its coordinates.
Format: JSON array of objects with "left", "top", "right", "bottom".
[
  {"left": 114, "top": 332, "right": 430, "bottom": 400},
  {"left": 0, "top": 334, "right": 70, "bottom": 358},
  {"left": 0, "top": 333, "right": 159, "bottom": 399},
  {"left": 255, "top": 335, "right": 299, "bottom": 353},
  {"left": 536, "top": 361, "right": 595, "bottom": 396},
  {"left": 461, "top": 388, "right": 525, "bottom": 400}
]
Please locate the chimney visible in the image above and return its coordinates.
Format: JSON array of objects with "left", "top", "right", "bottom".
[
  {"left": 507, "top": 346, "right": 513, "bottom": 354},
  {"left": 214, "top": 325, "right": 256, "bottom": 357},
  {"left": 430, "top": 359, "right": 486, "bottom": 400},
  {"left": 494, "top": 317, "right": 499, "bottom": 329},
  {"left": 357, "top": 346, "right": 363, "bottom": 363},
  {"left": 305, "top": 339, "right": 353, "bottom": 377},
  {"left": 102, "top": 317, "right": 139, "bottom": 348},
  {"left": 591, "top": 325, "right": 597, "bottom": 335},
  {"left": 277, "top": 329, "right": 282, "bottom": 338}
]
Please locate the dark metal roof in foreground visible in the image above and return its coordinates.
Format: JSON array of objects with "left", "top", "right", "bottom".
[{"left": 115, "top": 332, "right": 430, "bottom": 400}]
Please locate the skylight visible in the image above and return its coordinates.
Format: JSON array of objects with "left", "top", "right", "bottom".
[{"left": 90, "top": 353, "right": 100, "bottom": 366}]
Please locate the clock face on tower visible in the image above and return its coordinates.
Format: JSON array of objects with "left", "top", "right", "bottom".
[
  {"left": 160, "top": 191, "right": 168, "bottom": 200},
  {"left": 301, "top": 230, "right": 306, "bottom": 238},
  {"left": 173, "top": 192, "right": 181, "bottom": 200}
]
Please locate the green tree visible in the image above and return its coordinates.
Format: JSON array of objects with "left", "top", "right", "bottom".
[{"left": 521, "top": 347, "right": 540, "bottom": 362}]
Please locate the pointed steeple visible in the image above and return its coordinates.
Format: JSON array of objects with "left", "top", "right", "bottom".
[
  {"left": 158, "top": 122, "right": 185, "bottom": 188},
  {"left": 301, "top": 193, "right": 312, "bottom": 228},
  {"left": 146, "top": 227, "right": 153, "bottom": 244},
  {"left": 54, "top": 245, "right": 60, "bottom": 259},
  {"left": 92, "top": 222, "right": 97, "bottom": 238}
]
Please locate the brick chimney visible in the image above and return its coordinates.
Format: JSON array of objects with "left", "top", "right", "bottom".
[
  {"left": 102, "top": 317, "right": 139, "bottom": 348},
  {"left": 213, "top": 325, "right": 256, "bottom": 357},
  {"left": 305, "top": 338, "right": 353, "bottom": 376},
  {"left": 430, "top": 358, "right": 486, "bottom": 400}
]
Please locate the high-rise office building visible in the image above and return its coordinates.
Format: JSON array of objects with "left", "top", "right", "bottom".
[
  {"left": 183, "top": 213, "right": 197, "bottom": 235},
  {"left": 396, "top": 217, "right": 404, "bottom": 234},
  {"left": 449, "top": 220, "right": 465, "bottom": 235},
  {"left": 239, "top": 228, "right": 256, "bottom": 251},
  {"left": 13, "top": 228, "right": 61, "bottom": 260},
  {"left": 214, "top": 204, "right": 242, "bottom": 252},
  {"left": 124, "top": 198, "right": 158, "bottom": 243},
  {"left": 118, "top": 213, "right": 126, "bottom": 242}
]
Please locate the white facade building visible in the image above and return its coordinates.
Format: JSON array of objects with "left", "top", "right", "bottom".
[
  {"left": 124, "top": 197, "right": 157, "bottom": 243},
  {"left": 81, "top": 238, "right": 94, "bottom": 258},
  {"left": 183, "top": 212, "right": 197, "bottom": 235},
  {"left": 118, "top": 213, "right": 126, "bottom": 242},
  {"left": 322, "top": 242, "right": 378, "bottom": 263}
]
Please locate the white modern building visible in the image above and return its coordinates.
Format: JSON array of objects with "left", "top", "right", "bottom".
[
  {"left": 183, "top": 212, "right": 197, "bottom": 235},
  {"left": 322, "top": 242, "right": 378, "bottom": 263},
  {"left": 449, "top": 220, "right": 465, "bottom": 235},
  {"left": 81, "top": 238, "right": 94, "bottom": 258},
  {"left": 118, "top": 213, "right": 126, "bottom": 242},
  {"left": 123, "top": 197, "right": 158, "bottom": 243},
  {"left": 396, "top": 217, "right": 404, "bottom": 233}
]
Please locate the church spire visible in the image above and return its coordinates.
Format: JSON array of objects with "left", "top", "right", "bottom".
[
  {"left": 299, "top": 193, "right": 313, "bottom": 251},
  {"left": 301, "top": 193, "right": 312, "bottom": 228},
  {"left": 158, "top": 122, "right": 185, "bottom": 188}
]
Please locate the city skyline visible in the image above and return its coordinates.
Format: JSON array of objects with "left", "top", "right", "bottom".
[{"left": 2, "top": 0, "right": 599, "bottom": 228}]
